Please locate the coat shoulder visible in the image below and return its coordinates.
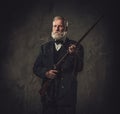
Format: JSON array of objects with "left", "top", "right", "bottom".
[{"left": 40, "top": 41, "right": 53, "bottom": 49}]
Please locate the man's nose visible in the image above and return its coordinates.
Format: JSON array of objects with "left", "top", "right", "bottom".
[{"left": 55, "top": 27, "right": 59, "bottom": 31}]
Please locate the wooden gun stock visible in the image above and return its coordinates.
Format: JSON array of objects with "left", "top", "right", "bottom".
[{"left": 39, "top": 79, "right": 51, "bottom": 96}]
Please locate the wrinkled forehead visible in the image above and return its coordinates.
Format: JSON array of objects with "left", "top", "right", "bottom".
[{"left": 53, "top": 19, "right": 64, "bottom": 25}]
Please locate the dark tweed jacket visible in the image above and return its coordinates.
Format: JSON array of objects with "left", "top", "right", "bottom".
[{"left": 33, "top": 37, "right": 84, "bottom": 105}]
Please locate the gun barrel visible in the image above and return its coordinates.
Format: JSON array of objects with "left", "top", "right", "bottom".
[{"left": 76, "top": 15, "right": 104, "bottom": 46}]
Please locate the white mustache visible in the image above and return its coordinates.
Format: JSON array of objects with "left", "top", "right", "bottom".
[
  {"left": 53, "top": 32, "right": 61, "bottom": 34},
  {"left": 51, "top": 31, "right": 67, "bottom": 40}
]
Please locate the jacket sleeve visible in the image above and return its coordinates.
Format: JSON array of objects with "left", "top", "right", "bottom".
[
  {"left": 33, "top": 45, "right": 49, "bottom": 79},
  {"left": 74, "top": 44, "right": 84, "bottom": 72}
]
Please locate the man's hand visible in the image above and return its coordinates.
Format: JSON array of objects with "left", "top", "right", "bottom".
[
  {"left": 45, "top": 70, "right": 58, "bottom": 79},
  {"left": 68, "top": 44, "right": 76, "bottom": 54}
]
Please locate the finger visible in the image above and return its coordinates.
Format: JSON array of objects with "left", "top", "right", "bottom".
[
  {"left": 71, "top": 45, "right": 76, "bottom": 48},
  {"left": 69, "top": 47, "right": 74, "bottom": 51},
  {"left": 49, "top": 70, "right": 57, "bottom": 75},
  {"left": 52, "top": 70, "right": 58, "bottom": 73},
  {"left": 51, "top": 72, "right": 57, "bottom": 76}
]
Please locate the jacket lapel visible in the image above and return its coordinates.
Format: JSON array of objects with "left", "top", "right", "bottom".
[{"left": 48, "top": 41, "right": 54, "bottom": 65}]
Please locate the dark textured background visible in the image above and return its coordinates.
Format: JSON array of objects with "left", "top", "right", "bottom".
[{"left": 0, "top": 0, "right": 119, "bottom": 114}]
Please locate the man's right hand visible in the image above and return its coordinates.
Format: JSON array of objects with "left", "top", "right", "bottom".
[{"left": 45, "top": 70, "right": 58, "bottom": 79}]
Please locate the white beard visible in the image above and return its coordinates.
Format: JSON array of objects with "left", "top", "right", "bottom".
[{"left": 51, "top": 31, "right": 67, "bottom": 40}]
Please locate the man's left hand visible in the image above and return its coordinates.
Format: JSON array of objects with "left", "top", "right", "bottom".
[{"left": 68, "top": 44, "right": 76, "bottom": 54}]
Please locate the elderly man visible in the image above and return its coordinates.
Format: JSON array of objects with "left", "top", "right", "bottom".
[{"left": 33, "top": 16, "right": 84, "bottom": 114}]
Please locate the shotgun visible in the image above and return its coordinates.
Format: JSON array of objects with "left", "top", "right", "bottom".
[{"left": 39, "top": 15, "right": 104, "bottom": 96}]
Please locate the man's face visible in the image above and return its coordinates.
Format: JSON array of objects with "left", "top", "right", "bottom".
[{"left": 51, "top": 19, "right": 67, "bottom": 40}]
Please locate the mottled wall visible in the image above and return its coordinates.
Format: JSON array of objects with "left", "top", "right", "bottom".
[{"left": 0, "top": 0, "right": 119, "bottom": 114}]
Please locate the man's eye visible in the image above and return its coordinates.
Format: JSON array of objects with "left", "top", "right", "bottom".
[{"left": 60, "top": 26, "right": 64, "bottom": 28}]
